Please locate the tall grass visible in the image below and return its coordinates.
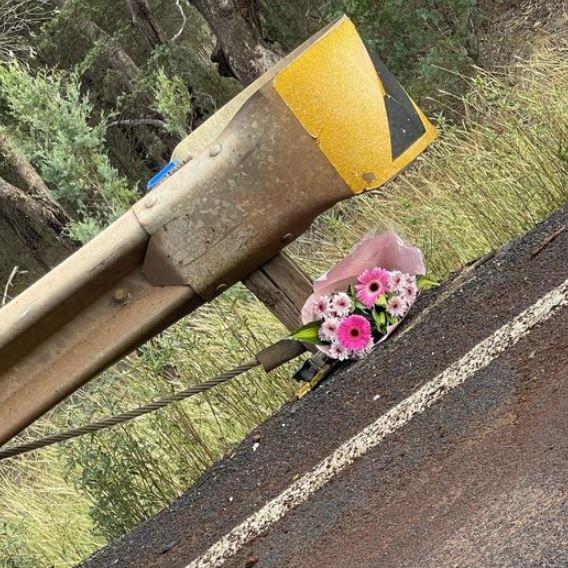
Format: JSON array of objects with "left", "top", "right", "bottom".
[
  {"left": 0, "top": 452, "right": 104, "bottom": 567},
  {"left": 1, "top": 40, "right": 567, "bottom": 568},
  {"left": 291, "top": 41, "right": 568, "bottom": 280}
]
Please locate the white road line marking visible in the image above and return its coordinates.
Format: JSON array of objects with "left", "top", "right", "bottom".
[{"left": 187, "top": 279, "right": 568, "bottom": 568}]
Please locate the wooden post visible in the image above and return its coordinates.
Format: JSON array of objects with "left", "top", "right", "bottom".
[{"left": 244, "top": 252, "right": 312, "bottom": 331}]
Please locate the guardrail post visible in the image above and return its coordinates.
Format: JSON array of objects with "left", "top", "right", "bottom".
[
  {"left": 244, "top": 252, "right": 312, "bottom": 331},
  {"left": 0, "top": 16, "right": 437, "bottom": 445}
]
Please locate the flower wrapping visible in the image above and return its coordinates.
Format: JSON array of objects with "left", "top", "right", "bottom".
[{"left": 294, "top": 231, "right": 429, "bottom": 361}]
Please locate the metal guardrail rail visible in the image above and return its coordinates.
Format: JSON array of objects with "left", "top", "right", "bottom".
[{"left": 0, "top": 16, "right": 436, "bottom": 447}]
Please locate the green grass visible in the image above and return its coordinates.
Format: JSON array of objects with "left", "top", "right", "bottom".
[{"left": 1, "top": 39, "right": 567, "bottom": 568}]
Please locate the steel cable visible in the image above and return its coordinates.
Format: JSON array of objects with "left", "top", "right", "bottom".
[{"left": 0, "top": 359, "right": 259, "bottom": 461}]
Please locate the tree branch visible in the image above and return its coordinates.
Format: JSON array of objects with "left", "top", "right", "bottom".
[
  {"left": 125, "top": 0, "right": 167, "bottom": 49},
  {"left": 172, "top": 0, "right": 187, "bottom": 41},
  {"left": 0, "top": 130, "right": 71, "bottom": 224},
  {"left": 2, "top": 265, "right": 22, "bottom": 306},
  {"left": 106, "top": 118, "right": 167, "bottom": 129}
]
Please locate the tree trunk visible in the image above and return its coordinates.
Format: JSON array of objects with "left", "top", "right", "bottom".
[
  {"left": 0, "top": 208, "right": 72, "bottom": 290},
  {"left": 44, "top": 1, "right": 182, "bottom": 179},
  {"left": 0, "top": 130, "right": 71, "bottom": 227},
  {"left": 72, "top": 16, "right": 140, "bottom": 93},
  {"left": 0, "top": 177, "right": 70, "bottom": 238},
  {"left": 189, "top": 0, "right": 280, "bottom": 84},
  {"left": 46, "top": 1, "right": 140, "bottom": 93},
  {"left": 125, "top": 0, "right": 167, "bottom": 49},
  {"left": 66, "top": 13, "right": 171, "bottom": 173}
]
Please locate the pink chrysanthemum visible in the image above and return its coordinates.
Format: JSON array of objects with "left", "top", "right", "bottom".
[
  {"left": 404, "top": 274, "right": 416, "bottom": 286},
  {"left": 388, "top": 270, "right": 405, "bottom": 292},
  {"left": 319, "top": 317, "right": 340, "bottom": 342},
  {"left": 400, "top": 281, "right": 417, "bottom": 304},
  {"left": 330, "top": 292, "right": 353, "bottom": 317},
  {"left": 387, "top": 295, "right": 408, "bottom": 318},
  {"left": 337, "top": 314, "right": 372, "bottom": 351},
  {"left": 312, "top": 295, "right": 331, "bottom": 320},
  {"left": 356, "top": 268, "right": 389, "bottom": 308},
  {"left": 328, "top": 341, "right": 350, "bottom": 361}
]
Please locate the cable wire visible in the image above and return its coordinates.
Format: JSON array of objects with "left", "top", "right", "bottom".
[{"left": 0, "top": 359, "right": 259, "bottom": 461}]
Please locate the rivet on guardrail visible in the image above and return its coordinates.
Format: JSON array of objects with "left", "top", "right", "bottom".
[
  {"left": 209, "top": 144, "right": 222, "bottom": 157},
  {"left": 112, "top": 289, "right": 129, "bottom": 304},
  {"left": 144, "top": 196, "right": 157, "bottom": 208}
]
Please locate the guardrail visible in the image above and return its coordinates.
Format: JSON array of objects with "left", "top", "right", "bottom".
[{"left": 0, "top": 16, "right": 436, "bottom": 447}]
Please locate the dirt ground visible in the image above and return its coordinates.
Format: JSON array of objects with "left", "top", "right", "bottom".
[{"left": 478, "top": 0, "right": 567, "bottom": 69}]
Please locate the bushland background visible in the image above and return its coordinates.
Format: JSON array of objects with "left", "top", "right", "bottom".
[{"left": 0, "top": 1, "right": 566, "bottom": 565}]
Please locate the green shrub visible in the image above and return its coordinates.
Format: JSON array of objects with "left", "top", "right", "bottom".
[
  {"left": 153, "top": 69, "right": 193, "bottom": 138},
  {"left": 327, "top": 0, "right": 477, "bottom": 103},
  {"left": 143, "top": 41, "right": 240, "bottom": 120},
  {"left": 0, "top": 62, "right": 136, "bottom": 241}
]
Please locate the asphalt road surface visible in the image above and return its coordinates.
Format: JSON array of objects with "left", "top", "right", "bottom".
[{"left": 81, "top": 206, "right": 568, "bottom": 568}]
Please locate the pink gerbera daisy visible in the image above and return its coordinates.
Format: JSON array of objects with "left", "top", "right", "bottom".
[
  {"left": 336, "top": 314, "right": 372, "bottom": 351},
  {"left": 319, "top": 317, "right": 340, "bottom": 342},
  {"left": 312, "top": 295, "right": 331, "bottom": 320},
  {"left": 387, "top": 295, "right": 408, "bottom": 318},
  {"left": 356, "top": 268, "right": 389, "bottom": 308},
  {"left": 330, "top": 292, "right": 353, "bottom": 317},
  {"left": 328, "top": 342, "right": 350, "bottom": 361}
]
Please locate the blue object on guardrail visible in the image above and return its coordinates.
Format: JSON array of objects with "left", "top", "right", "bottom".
[{"left": 146, "top": 160, "right": 182, "bottom": 191}]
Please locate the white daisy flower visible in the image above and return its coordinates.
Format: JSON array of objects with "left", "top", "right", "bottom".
[
  {"left": 387, "top": 295, "right": 408, "bottom": 318},
  {"left": 330, "top": 292, "right": 353, "bottom": 317},
  {"left": 328, "top": 341, "right": 351, "bottom": 361},
  {"left": 319, "top": 317, "right": 340, "bottom": 342},
  {"left": 388, "top": 270, "right": 405, "bottom": 292},
  {"left": 312, "top": 295, "right": 331, "bottom": 320},
  {"left": 402, "top": 273, "right": 417, "bottom": 287},
  {"left": 400, "top": 281, "right": 417, "bottom": 304}
]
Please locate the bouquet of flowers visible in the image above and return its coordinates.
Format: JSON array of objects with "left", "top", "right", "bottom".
[{"left": 291, "top": 231, "right": 436, "bottom": 361}]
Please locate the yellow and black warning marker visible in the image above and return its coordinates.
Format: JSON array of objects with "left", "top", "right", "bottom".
[
  {"left": 273, "top": 17, "right": 437, "bottom": 194},
  {"left": 0, "top": 16, "right": 437, "bottom": 447},
  {"left": 171, "top": 16, "right": 436, "bottom": 196}
]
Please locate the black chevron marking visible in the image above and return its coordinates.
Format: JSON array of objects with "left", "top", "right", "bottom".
[{"left": 367, "top": 50, "right": 426, "bottom": 160}]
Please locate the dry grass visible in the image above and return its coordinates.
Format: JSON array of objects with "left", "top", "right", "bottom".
[{"left": 292, "top": 40, "right": 568, "bottom": 280}]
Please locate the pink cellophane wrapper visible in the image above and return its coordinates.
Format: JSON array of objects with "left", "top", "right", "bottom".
[{"left": 301, "top": 232, "right": 426, "bottom": 352}]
